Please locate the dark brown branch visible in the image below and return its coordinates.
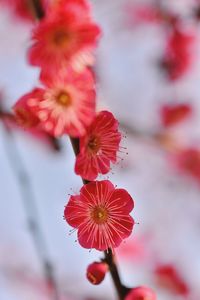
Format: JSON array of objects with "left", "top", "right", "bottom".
[
  {"left": 104, "top": 249, "right": 131, "bottom": 300},
  {"left": 30, "top": 0, "right": 45, "bottom": 19}
]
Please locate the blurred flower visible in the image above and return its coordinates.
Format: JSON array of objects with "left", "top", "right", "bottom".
[
  {"left": 13, "top": 88, "right": 42, "bottom": 129},
  {"left": 47, "top": 0, "right": 91, "bottom": 18},
  {"left": 125, "top": 286, "right": 156, "bottom": 300},
  {"left": 126, "top": 4, "right": 162, "bottom": 26},
  {"left": 14, "top": 68, "right": 96, "bottom": 137},
  {"left": 0, "top": 91, "right": 60, "bottom": 151},
  {"left": 75, "top": 110, "right": 121, "bottom": 180},
  {"left": 125, "top": 3, "right": 180, "bottom": 28},
  {"left": 155, "top": 264, "right": 189, "bottom": 296},
  {"left": 116, "top": 236, "right": 146, "bottom": 263},
  {"left": 28, "top": 0, "right": 100, "bottom": 74},
  {"left": 86, "top": 262, "right": 108, "bottom": 285},
  {"left": 64, "top": 180, "right": 134, "bottom": 251},
  {"left": 160, "top": 103, "right": 192, "bottom": 128},
  {"left": 175, "top": 148, "right": 200, "bottom": 183},
  {"left": 161, "top": 28, "right": 195, "bottom": 81}
]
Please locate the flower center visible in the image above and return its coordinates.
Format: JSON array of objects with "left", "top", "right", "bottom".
[
  {"left": 53, "top": 30, "right": 70, "bottom": 47},
  {"left": 91, "top": 206, "right": 108, "bottom": 224},
  {"left": 56, "top": 91, "right": 72, "bottom": 107},
  {"left": 87, "top": 135, "right": 100, "bottom": 153}
]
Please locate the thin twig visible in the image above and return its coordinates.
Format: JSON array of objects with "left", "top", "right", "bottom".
[
  {"left": 29, "top": 0, "right": 45, "bottom": 19},
  {"left": 2, "top": 125, "right": 60, "bottom": 300}
]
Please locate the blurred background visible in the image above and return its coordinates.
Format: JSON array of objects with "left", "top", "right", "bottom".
[{"left": 1, "top": 0, "right": 200, "bottom": 299}]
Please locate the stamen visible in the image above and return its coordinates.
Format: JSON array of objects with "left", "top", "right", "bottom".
[{"left": 56, "top": 91, "right": 72, "bottom": 107}]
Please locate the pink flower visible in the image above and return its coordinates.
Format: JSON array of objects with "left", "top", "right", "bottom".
[
  {"left": 161, "top": 28, "right": 195, "bottom": 81},
  {"left": 64, "top": 180, "right": 134, "bottom": 251},
  {"left": 75, "top": 111, "right": 121, "bottom": 180},
  {"left": 47, "top": 0, "right": 91, "bottom": 18},
  {"left": 125, "top": 4, "right": 179, "bottom": 28},
  {"left": 17, "top": 68, "right": 95, "bottom": 137},
  {"left": 126, "top": 4, "right": 162, "bottom": 25},
  {"left": 13, "top": 89, "right": 43, "bottom": 128},
  {"left": 12, "top": 90, "right": 61, "bottom": 150},
  {"left": 86, "top": 262, "right": 108, "bottom": 285},
  {"left": 161, "top": 103, "right": 192, "bottom": 127},
  {"left": 116, "top": 236, "right": 146, "bottom": 263},
  {"left": 125, "top": 286, "right": 156, "bottom": 300},
  {"left": 175, "top": 148, "right": 200, "bottom": 183},
  {"left": 155, "top": 264, "right": 189, "bottom": 296},
  {"left": 28, "top": 1, "right": 100, "bottom": 73}
]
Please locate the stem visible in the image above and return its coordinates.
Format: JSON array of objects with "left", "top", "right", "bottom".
[
  {"left": 30, "top": 0, "right": 45, "bottom": 19},
  {"left": 70, "top": 137, "right": 130, "bottom": 300},
  {"left": 2, "top": 125, "right": 60, "bottom": 300}
]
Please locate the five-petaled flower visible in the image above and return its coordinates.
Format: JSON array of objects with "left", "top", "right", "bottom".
[
  {"left": 64, "top": 180, "right": 134, "bottom": 251},
  {"left": 75, "top": 110, "right": 121, "bottom": 180},
  {"left": 14, "top": 68, "right": 96, "bottom": 137},
  {"left": 28, "top": 0, "right": 100, "bottom": 74}
]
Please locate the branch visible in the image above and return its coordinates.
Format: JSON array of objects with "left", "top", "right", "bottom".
[
  {"left": 2, "top": 125, "right": 60, "bottom": 300},
  {"left": 30, "top": 0, "right": 45, "bottom": 19}
]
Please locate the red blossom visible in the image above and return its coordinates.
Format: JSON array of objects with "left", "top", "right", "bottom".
[
  {"left": 161, "top": 103, "right": 192, "bottom": 127},
  {"left": 13, "top": 88, "right": 42, "bottom": 128},
  {"left": 125, "top": 286, "right": 156, "bottom": 300},
  {"left": 0, "top": 93, "right": 60, "bottom": 151},
  {"left": 28, "top": 1, "right": 100, "bottom": 74},
  {"left": 47, "top": 0, "right": 91, "bottom": 18},
  {"left": 75, "top": 111, "right": 121, "bottom": 180},
  {"left": 155, "top": 265, "right": 189, "bottom": 296},
  {"left": 64, "top": 180, "right": 134, "bottom": 251},
  {"left": 86, "top": 262, "right": 108, "bottom": 285},
  {"left": 15, "top": 68, "right": 95, "bottom": 137},
  {"left": 175, "top": 148, "right": 200, "bottom": 183},
  {"left": 161, "top": 28, "right": 195, "bottom": 81}
]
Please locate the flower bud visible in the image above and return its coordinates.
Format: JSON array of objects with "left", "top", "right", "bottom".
[
  {"left": 86, "top": 262, "right": 108, "bottom": 285},
  {"left": 125, "top": 286, "right": 156, "bottom": 300}
]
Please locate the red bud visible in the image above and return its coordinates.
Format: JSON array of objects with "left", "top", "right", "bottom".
[{"left": 86, "top": 262, "right": 108, "bottom": 285}]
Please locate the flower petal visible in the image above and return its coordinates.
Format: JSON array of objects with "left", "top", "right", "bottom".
[
  {"left": 64, "top": 195, "right": 87, "bottom": 228},
  {"left": 80, "top": 180, "right": 115, "bottom": 206},
  {"left": 108, "top": 189, "right": 134, "bottom": 213}
]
